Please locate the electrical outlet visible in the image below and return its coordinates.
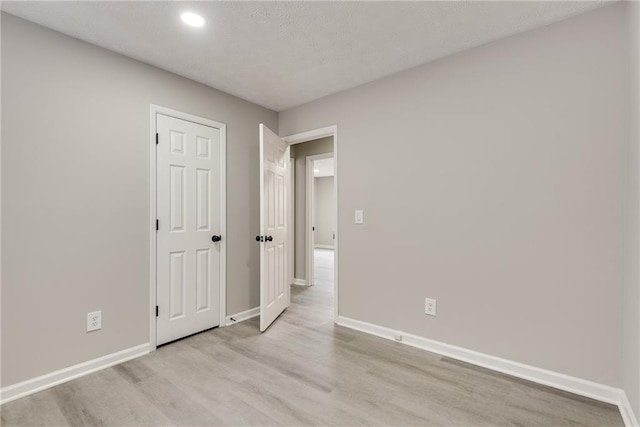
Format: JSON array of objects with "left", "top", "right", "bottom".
[
  {"left": 87, "top": 311, "right": 102, "bottom": 332},
  {"left": 425, "top": 298, "right": 437, "bottom": 316}
]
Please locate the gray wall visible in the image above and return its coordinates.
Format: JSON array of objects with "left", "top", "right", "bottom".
[
  {"left": 290, "top": 137, "right": 333, "bottom": 280},
  {"left": 624, "top": 1, "right": 640, "bottom": 419},
  {"left": 280, "top": 4, "right": 626, "bottom": 387},
  {"left": 1, "top": 13, "right": 277, "bottom": 387},
  {"left": 314, "top": 176, "right": 335, "bottom": 248}
]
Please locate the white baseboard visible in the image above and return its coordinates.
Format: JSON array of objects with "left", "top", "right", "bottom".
[
  {"left": 0, "top": 317, "right": 634, "bottom": 426},
  {"left": 314, "top": 244, "right": 334, "bottom": 250},
  {"left": 292, "top": 278, "right": 307, "bottom": 286},
  {"left": 225, "top": 306, "right": 259, "bottom": 326},
  {"left": 620, "top": 391, "right": 640, "bottom": 427},
  {"left": 336, "top": 316, "right": 633, "bottom": 425},
  {"left": 0, "top": 343, "right": 150, "bottom": 405}
]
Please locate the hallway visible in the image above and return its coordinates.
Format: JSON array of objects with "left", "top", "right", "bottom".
[{"left": 289, "top": 249, "right": 334, "bottom": 326}]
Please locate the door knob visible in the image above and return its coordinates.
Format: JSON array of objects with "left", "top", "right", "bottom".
[
  {"left": 255, "top": 235, "right": 264, "bottom": 242},
  {"left": 266, "top": 236, "right": 273, "bottom": 242},
  {"left": 211, "top": 235, "right": 222, "bottom": 242}
]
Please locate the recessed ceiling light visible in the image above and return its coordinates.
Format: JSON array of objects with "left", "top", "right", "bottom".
[
  {"left": 314, "top": 169, "right": 320, "bottom": 173},
  {"left": 181, "top": 12, "right": 205, "bottom": 27}
]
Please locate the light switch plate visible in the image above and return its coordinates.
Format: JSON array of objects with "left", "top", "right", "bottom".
[{"left": 355, "top": 210, "right": 364, "bottom": 224}]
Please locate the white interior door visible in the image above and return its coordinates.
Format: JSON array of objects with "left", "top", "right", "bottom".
[
  {"left": 156, "top": 113, "right": 222, "bottom": 345},
  {"left": 259, "top": 124, "right": 290, "bottom": 332}
]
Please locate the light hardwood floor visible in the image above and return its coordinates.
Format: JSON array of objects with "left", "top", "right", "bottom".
[{"left": 1, "top": 249, "right": 624, "bottom": 426}]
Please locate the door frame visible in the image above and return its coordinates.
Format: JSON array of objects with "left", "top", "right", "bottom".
[
  {"left": 305, "top": 152, "right": 334, "bottom": 287},
  {"left": 283, "top": 125, "right": 338, "bottom": 322},
  {"left": 149, "top": 104, "right": 227, "bottom": 350},
  {"left": 288, "top": 157, "right": 295, "bottom": 294}
]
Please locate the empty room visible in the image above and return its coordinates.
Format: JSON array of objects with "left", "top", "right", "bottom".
[{"left": 1, "top": 1, "right": 640, "bottom": 426}]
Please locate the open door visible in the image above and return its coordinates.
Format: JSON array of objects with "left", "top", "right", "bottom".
[{"left": 259, "top": 124, "right": 290, "bottom": 331}]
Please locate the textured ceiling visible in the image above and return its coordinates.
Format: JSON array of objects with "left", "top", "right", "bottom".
[{"left": 1, "top": 1, "right": 610, "bottom": 111}]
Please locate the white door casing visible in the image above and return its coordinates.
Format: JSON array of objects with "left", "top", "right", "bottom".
[
  {"left": 156, "top": 113, "right": 222, "bottom": 345},
  {"left": 259, "top": 124, "right": 290, "bottom": 332},
  {"left": 289, "top": 157, "right": 295, "bottom": 289}
]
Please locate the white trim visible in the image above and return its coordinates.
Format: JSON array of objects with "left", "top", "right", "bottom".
[
  {"left": 306, "top": 157, "right": 312, "bottom": 287},
  {"left": 621, "top": 392, "right": 640, "bottom": 427},
  {"left": 149, "top": 107, "right": 158, "bottom": 350},
  {"left": 225, "top": 307, "right": 260, "bottom": 326},
  {"left": 283, "top": 125, "right": 338, "bottom": 323},
  {"left": 0, "top": 343, "right": 150, "bottom": 405},
  {"left": 332, "top": 128, "right": 338, "bottom": 323},
  {"left": 288, "top": 157, "right": 295, "bottom": 297},
  {"left": 283, "top": 126, "right": 337, "bottom": 145},
  {"left": 314, "top": 244, "right": 334, "bottom": 250},
  {"left": 149, "top": 104, "right": 227, "bottom": 350},
  {"left": 293, "top": 278, "right": 308, "bottom": 286},
  {"left": 0, "top": 13, "right": 3, "bottom": 395},
  {"left": 219, "top": 123, "right": 227, "bottom": 334},
  {"left": 336, "top": 316, "right": 631, "bottom": 420}
]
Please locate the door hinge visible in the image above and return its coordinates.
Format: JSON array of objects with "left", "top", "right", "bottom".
[
  {"left": 312, "top": 226, "right": 315, "bottom": 231},
  {"left": 156, "top": 219, "right": 159, "bottom": 231},
  {"left": 156, "top": 133, "right": 159, "bottom": 145},
  {"left": 156, "top": 305, "right": 159, "bottom": 317}
]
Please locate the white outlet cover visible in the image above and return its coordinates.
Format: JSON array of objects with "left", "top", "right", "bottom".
[
  {"left": 87, "top": 310, "right": 102, "bottom": 332},
  {"left": 355, "top": 210, "right": 364, "bottom": 224},
  {"left": 425, "top": 298, "right": 437, "bottom": 316}
]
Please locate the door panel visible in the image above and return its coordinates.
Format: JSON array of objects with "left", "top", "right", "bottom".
[
  {"left": 260, "top": 124, "right": 290, "bottom": 332},
  {"left": 157, "top": 113, "right": 222, "bottom": 345},
  {"left": 196, "top": 248, "right": 211, "bottom": 312},
  {"left": 169, "top": 251, "right": 186, "bottom": 319},
  {"left": 196, "top": 169, "right": 210, "bottom": 231}
]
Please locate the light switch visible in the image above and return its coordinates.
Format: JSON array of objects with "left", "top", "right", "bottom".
[{"left": 355, "top": 210, "right": 364, "bottom": 224}]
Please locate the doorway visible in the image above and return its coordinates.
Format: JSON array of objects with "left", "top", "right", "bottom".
[
  {"left": 257, "top": 124, "right": 338, "bottom": 331},
  {"left": 150, "top": 105, "right": 227, "bottom": 348},
  {"left": 303, "top": 154, "right": 336, "bottom": 320},
  {"left": 283, "top": 126, "right": 338, "bottom": 322},
  {"left": 306, "top": 153, "right": 335, "bottom": 288}
]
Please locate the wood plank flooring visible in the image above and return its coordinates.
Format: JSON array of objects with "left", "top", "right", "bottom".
[{"left": 1, "top": 249, "right": 624, "bottom": 426}]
